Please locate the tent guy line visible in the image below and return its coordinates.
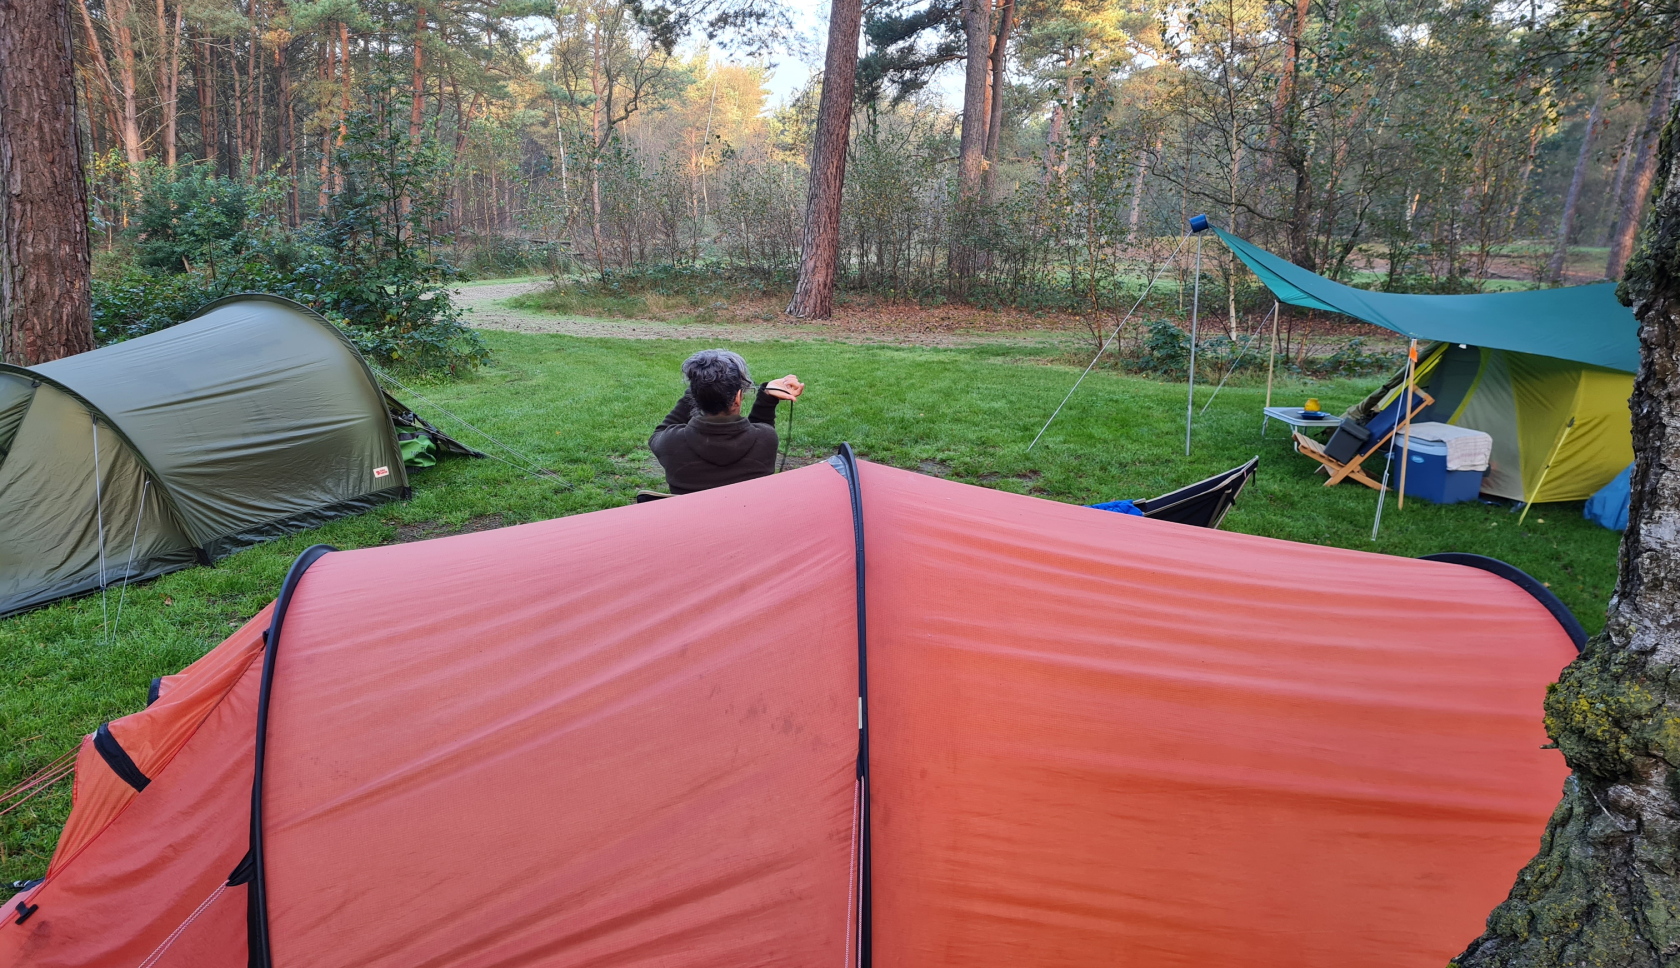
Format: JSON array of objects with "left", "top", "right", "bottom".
[
  {"left": 1028, "top": 232, "right": 1190, "bottom": 451},
  {"left": 371, "top": 365, "right": 571, "bottom": 488}
]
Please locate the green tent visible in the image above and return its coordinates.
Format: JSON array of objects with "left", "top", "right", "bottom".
[
  {"left": 0, "top": 295, "right": 411, "bottom": 618},
  {"left": 1216, "top": 228, "right": 1637, "bottom": 503}
]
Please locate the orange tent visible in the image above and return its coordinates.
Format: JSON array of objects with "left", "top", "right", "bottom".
[{"left": 0, "top": 454, "right": 1578, "bottom": 968}]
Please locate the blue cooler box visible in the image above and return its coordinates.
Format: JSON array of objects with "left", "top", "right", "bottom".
[{"left": 1394, "top": 438, "right": 1483, "bottom": 504}]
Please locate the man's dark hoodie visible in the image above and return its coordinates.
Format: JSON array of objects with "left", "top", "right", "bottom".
[{"left": 648, "top": 386, "right": 782, "bottom": 494}]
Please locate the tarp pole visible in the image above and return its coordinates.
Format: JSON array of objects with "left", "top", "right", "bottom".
[
  {"left": 1372, "top": 447, "right": 1394, "bottom": 540},
  {"left": 1186, "top": 236, "right": 1203, "bottom": 457},
  {"left": 1519, "top": 416, "right": 1576, "bottom": 526},
  {"left": 1398, "top": 340, "right": 1418, "bottom": 509}
]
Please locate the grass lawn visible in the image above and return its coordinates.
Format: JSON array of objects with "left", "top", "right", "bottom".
[{"left": 0, "top": 325, "right": 1620, "bottom": 890}]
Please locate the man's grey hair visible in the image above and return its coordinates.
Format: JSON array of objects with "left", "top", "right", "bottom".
[{"left": 682, "top": 349, "right": 755, "bottom": 415}]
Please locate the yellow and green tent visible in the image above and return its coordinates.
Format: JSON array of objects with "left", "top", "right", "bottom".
[{"left": 1217, "top": 229, "right": 1636, "bottom": 504}]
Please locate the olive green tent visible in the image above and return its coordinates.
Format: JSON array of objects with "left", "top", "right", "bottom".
[
  {"left": 1, "top": 295, "right": 414, "bottom": 618},
  {"left": 1216, "top": 228, "right": 1636, "bottom": 503}
]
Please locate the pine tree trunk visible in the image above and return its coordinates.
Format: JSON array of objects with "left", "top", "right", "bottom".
[
  {"left": 106, "top": 0, "right": 143, "bottom": 166},
  {"left": 0, "top": 0, "right": 95, "bottom": 365},
  {"left": 949, "top": 0, "right": 991, "bottom": 280},
  {"left": 1454, "top": 94, "right": 1680, "bottom": 968},
  {"left": 785, "top": 0, "right": 863, "bottom": 319},
  {"left": 1549, "top": 88, "right": 1609, "bottom": 283},
  {"left": 1609, "top": 46, "right": 1680, "bottom": 282},
  {"left": 1604, "top": 120, "right": 1643, "bottom": 246},
  {"left": 981, "top": 0, "right": 1012, "bottom": 202}
]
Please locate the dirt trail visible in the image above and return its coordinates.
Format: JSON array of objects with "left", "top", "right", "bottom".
[{"left": 450, "top": 280, "right": 1085, "bottom": 348}]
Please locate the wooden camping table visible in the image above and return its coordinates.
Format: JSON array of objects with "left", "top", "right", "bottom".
[{"left": 1261, "top": 406, "right": 1340, "bottom": 438}]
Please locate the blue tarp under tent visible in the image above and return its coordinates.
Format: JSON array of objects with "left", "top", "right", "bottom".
[{"left": 1216, "top": 229, "right": 1639, "bottom": 503}]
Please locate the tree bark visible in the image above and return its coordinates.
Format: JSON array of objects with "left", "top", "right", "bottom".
[
  {"left": 106, "top": 0, "right": 143, "bottom": 166},
  {"left": 955, "top": 0, "right": 989, "bottom": 197},
  {"left": 0, "top": 0, "right": 95, "bottom": 364},
  {"left": 197, "top": 32, "right": 217, "bottom": 168},
  {"left": 1604, "top": 118, "right": 1643, "bottom": 246},
  {"left": 981, "top": 0, "right": 1012, "bottom": 201},
  {"left": 948, "top": 0, "right": 991, "bottom": 279},
  {"left": 1549, "top": 88, "right": 1609, "bottom": 283},
  {"left": 1455, "top": 94, "right": 1680, "bottom": 968},
  {"left": 410, "top": 3, "right": 426, "bottom": 142},
  {"left": 1128, "top": 133, "right": 1159, "bottom": 235},
  {"left": 1609, "top": 45, "right": 1680, "bottom": 282},
  {"left": 73, "top": 0, "right": 126, "bottom": 163},
  {"left": 785, "top": 0, "right": 862, "bottom": 319},
  {"left": 155, "top": 0, "right": 180, "bottom": 166},
  {"left": 279, "top": 42, "right": 296, "bottom": 225}
]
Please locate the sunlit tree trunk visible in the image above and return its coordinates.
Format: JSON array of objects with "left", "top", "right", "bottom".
[
  {"left": 106, "top": 0, "right": 143, "bottom": 166},
  {"left": 1609, "top": 45, "right": 1679, "bottom": 281},
  {"left": 1456, "top": 95, "right": 1680, "bottom": 967},
  {"left": 155, "top": 0, "right": 181, "bottom": 166},
  {"left": 1548, "top": 87, "right": 1608, "bottom": 282},
  {"left": 0, "top": 0, "right": 95, "bottom": 364},
  {"left": 74, "top": 0, "right": 128, "bottom": 164},
  {"left": 981, "top": 0, "right": 1012, "bottom": 201},
  {"left": 786, "top": 0, "right": 862, "bottom": 319},
  {"left": 949, "top": 0, "right": 991, "bottom": 279}
]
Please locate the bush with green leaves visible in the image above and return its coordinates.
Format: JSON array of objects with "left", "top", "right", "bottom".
[{"left": 91, "top": 71, "right": 486, "bottom": 376}]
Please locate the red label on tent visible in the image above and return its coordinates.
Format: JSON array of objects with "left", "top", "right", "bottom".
[{"left": 373, "top": 466, "right": 390, "bottom": 478}]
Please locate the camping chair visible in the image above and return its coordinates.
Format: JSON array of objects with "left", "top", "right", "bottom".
[
  {"left": 1134, "top": 457, "right": 1258, "bottom": 529},
  {"left": 1292, "top": 387, "right": 1434, "bottom": 490}
]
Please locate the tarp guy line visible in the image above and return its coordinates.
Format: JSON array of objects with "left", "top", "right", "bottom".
[{"left": 1029, "top": 233, "right": 1190, "bottom": 451}]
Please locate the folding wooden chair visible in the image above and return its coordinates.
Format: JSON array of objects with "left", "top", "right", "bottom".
[{"left": 1292, "top": 388, "right": 1433, "bottom": 490}]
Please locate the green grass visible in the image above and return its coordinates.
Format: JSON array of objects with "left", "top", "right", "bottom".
[{"left": 0, "top": 328, "right": 1621, "bottom": 890}]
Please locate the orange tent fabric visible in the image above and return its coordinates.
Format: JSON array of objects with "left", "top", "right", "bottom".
[{"left": 0, "top": 459, "right": 1576, "bottom": 968}]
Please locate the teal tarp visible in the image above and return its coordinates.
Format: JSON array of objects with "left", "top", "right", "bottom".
[{"left": 1214, "top": 228, "right": 1640, "bottom": 373}]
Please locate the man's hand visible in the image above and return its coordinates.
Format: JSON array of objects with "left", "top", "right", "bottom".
[{"left": 764, "top": 375, "right": 805, "bottom": 401}]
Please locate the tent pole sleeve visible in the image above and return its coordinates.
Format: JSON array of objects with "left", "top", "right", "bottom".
[
  {"left": 248, "top": 544, "right": 336, "bottom": 968},
  {"left": 832, "top": 443, "right": 871, "bottom": 968},
  {"left": 1419, "top": 552, "right": 1587, "bottom": 650},
  {"left": 1520, "top": 417, "right": 1576, "bottom": 525}
]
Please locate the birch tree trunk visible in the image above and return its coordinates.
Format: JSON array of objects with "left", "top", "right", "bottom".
[
  {"left": 785, "top": 0, "right": 862, "bottom": 319},
  {"left": 1455, "top": 94, "right": 1680, "bottom": 968},
  {"left": 0, "top": 0, "right": 95, "bottom": 364}
]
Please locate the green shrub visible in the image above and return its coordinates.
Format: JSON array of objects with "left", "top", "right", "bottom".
[{"left": 91, "top": 73, "right": 486, "bottom": 375}]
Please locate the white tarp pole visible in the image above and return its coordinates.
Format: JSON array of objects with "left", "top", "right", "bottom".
[{"left": 1185, "top": 235, "right": 1203, "bottom": 457}]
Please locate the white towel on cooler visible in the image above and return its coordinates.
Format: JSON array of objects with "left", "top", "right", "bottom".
[{"left": 1400, "top": 422, "right": 1492, "bottom": 472}]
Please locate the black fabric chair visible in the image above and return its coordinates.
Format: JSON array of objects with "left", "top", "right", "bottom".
[{"left": 1133, "top": 457, "right": 1258, "bottom": 529}]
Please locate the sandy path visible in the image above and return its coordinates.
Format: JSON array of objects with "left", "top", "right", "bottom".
[{"left": 450, "top": 280, "right": 1081, "bottom": 348}]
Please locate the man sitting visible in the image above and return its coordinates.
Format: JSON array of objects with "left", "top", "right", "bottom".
[{"left": 648, "top": 349, "right": 805, "bottom": 494}]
